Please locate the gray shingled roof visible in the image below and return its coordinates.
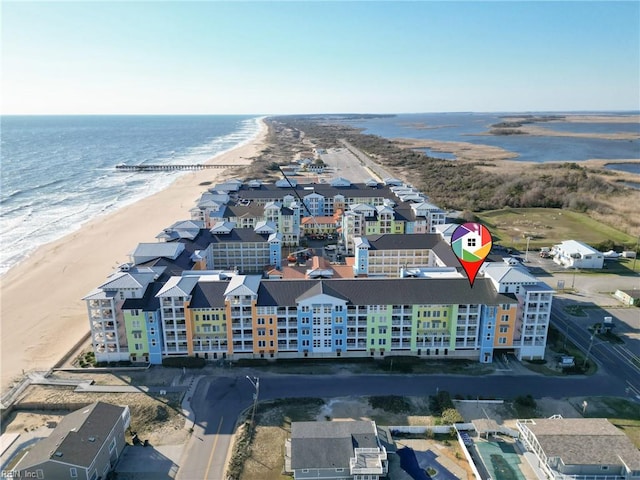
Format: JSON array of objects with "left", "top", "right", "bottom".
[
  {"left": 18, "top": 402, "right": 126, "bottom": 470},
  {"left": 366, "top": 233, "right": 442, "bottom": 250},
  {"left": 176, "top": 228, "right": 272, "bottom": 254},
  {"left": 526, "top": 418, "right": 640, "bottom": 469},
  {"left": 236, "top": 182, "right": 398, "bottom": 201},
  {"left": 122, "top": 282, "right": 163, "bottom": 311},
  {"left": 190, "top": 281, "right": 230, "bottom": 308},
  {"left": 257, "top": 278, "right": 516, "bottom": 307},
  {"left": 295, "top": 282, "right": 350, "bottom": 303},
  {"left": 291, "top": 421, "right": 379, "bottom": 470}
]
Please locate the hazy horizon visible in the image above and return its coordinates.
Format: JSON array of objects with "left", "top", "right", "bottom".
[{"left": 3, "top": 2, "right": 639, "bottom": 115}]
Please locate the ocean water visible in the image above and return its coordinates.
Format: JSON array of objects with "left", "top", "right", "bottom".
[
  {"left": 0, "top": 115, "right": 262, "bottom": 276},
  {"left": 341, "top": 112, "right": 640, "bottom": 162}
]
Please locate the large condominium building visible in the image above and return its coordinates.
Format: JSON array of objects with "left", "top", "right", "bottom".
[
  {"left": 91, "top": 270, "right": 557, "bottom": 364},
  {"left": 481, "top": 263, "right": 553, "bottom": 360},
  {"left": 189, "top": 177, "right": 446, "bottom": 250},
  {"left": 353, "top": 233, "right": 461, "bottom": 276},
  {"left": 159, "top": 222, "right": 282, "bottom": 273}
]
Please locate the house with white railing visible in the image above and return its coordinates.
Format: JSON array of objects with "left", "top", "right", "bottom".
[{"left": 517, "top": 417, "right": 640, "bottom": 480}]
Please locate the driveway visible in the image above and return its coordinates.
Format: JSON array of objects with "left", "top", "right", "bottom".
[{"left": 116, "top": 444, "right": 181, "bottom": 480}]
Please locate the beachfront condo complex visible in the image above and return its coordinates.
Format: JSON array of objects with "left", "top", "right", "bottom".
[{"left": 83, "top": 177, "right": 553, "bottom": 365}]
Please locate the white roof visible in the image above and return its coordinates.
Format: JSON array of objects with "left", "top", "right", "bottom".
[
  {"left": 354, "top": 237, "right": 370, "bottom": 248},
  {"left": 131, "top": 242, "right": 185, "bottom": 264},
  {"left": 156, "top": 275, "right": 199, "bottom": 298},
  {"left": 276, "top": 178, "right": 297, "bottom": 188},
  {"left": 82, "top": 289, "right": 117, "bottom": 300},
  {"left": 330, "top": 177, "right": 351, "bottom": 187},
  {"left": 481, "top": 264, "right": 538, "bottom": 284},
  {"left": 224, "top": 275, "right": 261, "bottom": 297},
  {"left": 556, "top": 240, "right": 599, "bottom": 255},
  {"left": 98, "top": 271, "right": 156, "bottom": 291},
  {"left": 375, "top": 205, "right": 394, "bottom": 214},
  {"left": 411, "top": 201, "right": 442, "bottom": 211},
  {"left": 210, "top": 221, "right": 235, "bottom": 234},
  {"left": 350, "top": 203, "right": 375, "bottom": 213},
  {"left": 254, "top": 221, "right": 277, "bottom": 234},
  {"left": 267, "top": 232, "right": 282, "bottom": 243}
]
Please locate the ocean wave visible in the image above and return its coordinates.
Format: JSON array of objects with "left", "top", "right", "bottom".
[{"left": 0, "top": 115, "right": 263, "bottom": 276}]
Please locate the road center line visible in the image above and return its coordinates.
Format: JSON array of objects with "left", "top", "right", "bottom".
[{"left": 203, "top": 416, "right": 224, "bottom": 480}]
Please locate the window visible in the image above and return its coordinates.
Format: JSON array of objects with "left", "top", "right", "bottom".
[
  {"left": 499, "top": 326, "right": 509, "bottom": 333},
  {"left": 133, "top": 331, "right": 142, "bottom": 339},
  {"left": 109, "top": 437, "right": 117, "bottom": 453},
  {"left": 501, "top": 314, "right": 510, "bottom": 322},
  {"left": 467, "top": 238, "right": 476, "bottom": 247},
  {"left": 70, "top": 468, "right": 78, "bottom": 478},
  {"left": 498, "top": 337, "right": 507, "bottom": 344}
]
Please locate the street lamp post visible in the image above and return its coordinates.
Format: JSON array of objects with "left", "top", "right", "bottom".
[
  {"left": 583, "top": 335, "right": 594, "bottom": 369},
  {"left": 246, "top": 376, "right": 260, "bottom": 429}
]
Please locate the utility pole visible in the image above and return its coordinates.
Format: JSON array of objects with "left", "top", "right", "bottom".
[
  {"left": 525, "top": 237, "right": 531, "bottom": 262},
  {"left": 246, "top": 376, "right": 260, "bottom": 430},
  {"left": 583, "top": 335, "right": 594, "bottom": 369}
]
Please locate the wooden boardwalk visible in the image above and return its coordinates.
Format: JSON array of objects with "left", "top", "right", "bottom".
[{"left": 116, "top": 164, "right": 237, "bottom": 172}]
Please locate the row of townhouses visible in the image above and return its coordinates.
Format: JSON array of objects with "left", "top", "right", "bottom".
[{"left": 84, "top": 176, "right": 553, "bottom": 366}]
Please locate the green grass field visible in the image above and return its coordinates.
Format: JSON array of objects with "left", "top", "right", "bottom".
[{"left": 476, "top": 208, "right": 637, "bottom": 250}]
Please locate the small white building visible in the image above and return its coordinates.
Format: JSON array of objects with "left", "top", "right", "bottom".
[{"left": 552, "top": 240, "right": 604, "bottom": 269}]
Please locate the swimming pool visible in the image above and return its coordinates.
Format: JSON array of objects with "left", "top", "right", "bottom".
[{"left": 475, "top": 441, "right": 526, "bottom": 480}]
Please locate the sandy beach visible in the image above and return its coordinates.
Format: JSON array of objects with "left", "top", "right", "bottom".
[{"left": 0, "top": 119, "right": 268, "bottom": 392}]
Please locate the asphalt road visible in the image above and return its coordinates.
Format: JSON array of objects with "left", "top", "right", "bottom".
[
  {"left": 550, "top": 304, "right": 640, "bottom": 397},
  {"left": 178, "top": 370, "right": 629, "bottom": 480},
  {"left": 318, "top": 147, "right": 374, "bottom": 182}
]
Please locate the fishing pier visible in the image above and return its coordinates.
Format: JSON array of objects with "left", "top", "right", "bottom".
[{"left": 115, "top": 163, "right": 237, "bottom": 172}]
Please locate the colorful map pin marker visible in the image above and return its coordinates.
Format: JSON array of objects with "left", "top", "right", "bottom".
[{"left": 451, "top": 222, "right": 493, "bottom": 287}]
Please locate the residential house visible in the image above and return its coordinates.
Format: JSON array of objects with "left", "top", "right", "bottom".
[
  {"left": 287, "top": 420, "right": 388, "bottom": 480},
  {"left": 517, "top": 417, "right": 640, "bottom": 480},
  {"left": 17, "top": 402, "right": 131, "bottom": 480}
]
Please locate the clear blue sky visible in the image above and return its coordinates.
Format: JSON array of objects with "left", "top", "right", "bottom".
[{"left": 2, "top": 1, "right": 639, "bottom": 114}]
